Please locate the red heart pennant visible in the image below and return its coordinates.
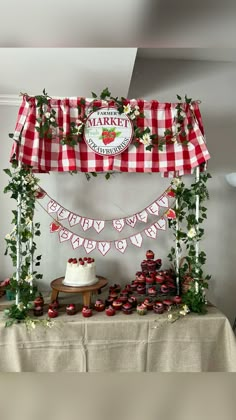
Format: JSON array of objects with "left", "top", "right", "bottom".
[
  {"left": 35, "top": 187, "right": 46, "bottom": 199},
  {"left": 50, "top": 221, "right": 61, "bottom": 233}
]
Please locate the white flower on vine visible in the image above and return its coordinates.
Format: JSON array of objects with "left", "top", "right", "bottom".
[
  {"left": 183, "top": 304, "right": 190, "bottom": 313},
  {"left": 50, "top": 117, "right": 55, "bottom": 123},
  {"left": 28, "top": 320, "right": 36, "bottom": 329},
  {"left": 179, "top": 110, "right": 185, "bottom": 118},
  {"left": 45, "top": 112, "right": 51, "bottom": 119},
  {"left": 17, "top": 302, "right": 25, "bottom": 311},
  {"left": 123, "top": 104, "right": 131, "bottom": 114},
  {"left": 11, "top": 236, "right": 16, "bottom": 242},
  {"left": 134, "top": 110, "right": 140, "bottom": 116},
  {"left": 140, "top": 133, "right": 152, "bottom": 146},
  {"left": 5, "top": 233, "right": 11, "bottom": 240},
  {"left": 187, "top": 227, "right": 197, "bottom": 239},
  {"left": 134, "top": 105, "right": 140, "bottom": 110},
  {"left": 129, "top": 113, "right": 136, "bottom": 120},
  {"left": 168, "top": 314, "right": 173, "bottom": 320},
  {"left": 171, "top": 178, "right": 181, "bottom": 187},
  {"left": 77, "top": 123, "right": 83, "bottom": 132},
  {"left": 25, "top": 274, "right": 33, "bottom": 283}
]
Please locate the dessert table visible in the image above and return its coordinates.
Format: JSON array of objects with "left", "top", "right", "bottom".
[{"left": 0, "top": 303, "right": 235, "bottom": 372}]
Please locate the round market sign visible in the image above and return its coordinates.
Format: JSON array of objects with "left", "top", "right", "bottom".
[{"left": 84, "top": 106, "right": 133, "bottom": 156}]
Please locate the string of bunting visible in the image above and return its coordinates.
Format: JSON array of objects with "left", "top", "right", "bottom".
[
  {"left": 36, "top": 200, "right": 177, "bottom": 256},
  {"left": 35, "top": 185, "right": 176, "bottom": 233}
]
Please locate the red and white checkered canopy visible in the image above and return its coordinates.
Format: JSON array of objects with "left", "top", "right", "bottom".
[{"left": 10, "top": 96, "right": 210, "bottom": 176}]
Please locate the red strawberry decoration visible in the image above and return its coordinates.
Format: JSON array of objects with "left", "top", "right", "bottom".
[
  {"left": 166, "top": 209, "right": 176, "bottom": 219},
  {"left": 167, "top": 189, "right": 176, "bottom": 197}
]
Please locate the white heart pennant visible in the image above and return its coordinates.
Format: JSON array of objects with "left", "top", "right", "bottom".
[
  {"left": 115, "top": 239, "right": 128, "bottom": 254},
  {"left": 57, "top": 207, "right": 70, "bottom": 220},
  {"left": 59, "top": 228, "right": 73, "bottom": 243},
  {"left": 47, "top": 200, "right": 60, "bottom": 214},
  {"left": 130, "top": 233, "right": 143, "bottom": 247},
  {"left": 156, "top": 195, "right": 169, "bottom": 208},
  {"left": 113, "top": 219, "right": 125, "bottom": 232},
  {"left": 126, "top": 215, "right": 137, "bottom": 228},
  {"left": 80, "top": 218, "right": 93, "bottom": 232},
  {"left": 93, "top": 220, "right": 105, "bottom": 234},
  {"left": 145, "top": 225, "right": 157, "bottom": 239},
  {"left": 137, "top": 210, "right": 148, "bottom": 223},
  {"left": 147, "top": 202, "right": 159, "bottom": 216},
  {"left": 97, "top": 242, "right": 111, "bottom": 256},
  {"left": 155, "top": 217, "right": 166, "bottom": 231},
  {"left": 71, "top": 234, "right": 84, "bottom": 250},
  {"left": 68, "top": 213, "right": 81, "bottom": 227},
  {"left": 84, "top": 239, "right": 96, "bottom": 254}
]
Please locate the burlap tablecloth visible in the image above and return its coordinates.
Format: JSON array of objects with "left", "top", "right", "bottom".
[{"left": 0, "top": 306, "right": 235, "bottom": 372}]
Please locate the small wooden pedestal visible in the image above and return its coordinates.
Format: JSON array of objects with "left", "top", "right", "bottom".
[{"left": 50, "top": 276, "right": 108, "bottom": 307}]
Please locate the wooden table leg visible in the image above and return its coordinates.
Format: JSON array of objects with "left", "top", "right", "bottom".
[
  {"left": 51, "top": 289, "right": 59, "bottom": 303},
  {"left": 82, "top": 291, "right": 91, "bottom": 307}
]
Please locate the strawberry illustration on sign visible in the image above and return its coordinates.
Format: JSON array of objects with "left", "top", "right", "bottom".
[
  {"left": 166, "top": 209, "right": 176, "bottom": 219},
  {"left": 167, "top": 189, "right": 176, "bottom": 198},
  {"left": 100, "top": 127, "right": 121, "bottom": 145}
]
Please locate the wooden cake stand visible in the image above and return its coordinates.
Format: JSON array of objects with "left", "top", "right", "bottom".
[{"left": 50, "top": 276, "right": 108, "bottom": 307}]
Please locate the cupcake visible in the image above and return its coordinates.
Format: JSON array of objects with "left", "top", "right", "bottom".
[
  {"left": 48, "top": 307, "right": 58, "bottom": 318},
  {"left": 143, "top": 298, "right": 154, "bottom": 310},
  {"left": 130, "top": 281, "right": 137, "bottom": 292},
  {"left": 163, "top": 299, "right": 173, "bottom": 310},
  {"left": 136, "top": 303, "right": 147, "bottom": 316},
  {"left": 105, "top": 296, "right": 115, "bottom": 306},
  {"left": 161, "top": 284, "right": 169, "bottom": 294},
  {"left": 155, "top": 273, "right": 165, "bottom": 284},
  {"left": 34, "top": 305, "right": 43, "bottom": 316},
  {"left": 109, "top": 291, "right": 119, "bottom": 300},
  {"left": 147, "top": 260, "right": 157, "bottom": 272},
  {"left": 153, "top": 301, "right": 165, "bottom": 314},
  {"left": 137, "top": 273, "right": 146, "bottom": 283},
  {"left": 141, "top": 260, "right": 148, "bottom": 271},
  {"left": 94, "top": 299, "right": 105, "bottom": 312},
  {"left": 109, "top": 284, "right": 121, "bottom": 294},
  {"left": 146, "top": 250, "right": 155, "bottom": 260},
  {"left": 119, "top": 294, "right": 128, "bottom": 303},
  {"left": 147, "top": 286, "right": 157, "bottom": 297},
  {"left": 34, "top": 295, "right": 44, "bottom": 307},
  {"left": 137, "top": 285, "right": 146, "bottom": 295},
  {"left": 105, "top": 306, "right": 116, "bottom": 316},
  {"left": 112, "top": 299, "right": 123, "bottom": 310},
  {"left": 146, "top": 275, "right": 154, "bottom": 285},
  {"left": 49, "top": 300, "right": 59, "bottom": 310},
  {"left": 122, "top": 302, "right": 133, "bottom": 315},
  {"left": 172, "top": 296, "right": 182, "bottom": 305},
  {"left": 66, "top": 303, "right": 76, "bottom": 315},
  {"left": 128, "top": 296, "right": 138, "bottom": 308},
  {"left": 82, "top": 306, "right": 93, "bottom": 317}
]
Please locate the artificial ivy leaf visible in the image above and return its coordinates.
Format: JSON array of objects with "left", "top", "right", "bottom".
[
  {"left": 146, "top": 145, "right": 153, "bottom": 151},
  {"left": 91, "top": 92, "right": 97, "bottom": 98},
  {"left": 9, "top": 133, "right": 14, "bottom": 139},
  {"left": 100, "top": 87, "right": 111, "bottom": 99},
  {"left": 105, "top": 173, "right": 110, "bottom": 180},
  {"left": 3, "top": 168, "right": 12, "bottom": 177},
  {"left": 177, "top": 94, "right": 182, "bottom": 100},
  {"left": 91, "top": 172, "right": 97, "bottom": 177}
]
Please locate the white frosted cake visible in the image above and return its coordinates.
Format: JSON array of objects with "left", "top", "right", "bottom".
[{"left": 63, "top": 257, "right": 98, "bottom": 287}]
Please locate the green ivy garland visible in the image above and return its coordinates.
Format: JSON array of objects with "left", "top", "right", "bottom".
[
  {"left": 168, "top": 170, "right": 212, "bottom": 313},
  {"left": 3, "top": 160, "right": 43, "bottom": 326}
]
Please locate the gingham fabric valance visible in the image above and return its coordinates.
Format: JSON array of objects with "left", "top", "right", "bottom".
[{"left": 10, "top": 96, "right": 210, "bottom": 176}]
